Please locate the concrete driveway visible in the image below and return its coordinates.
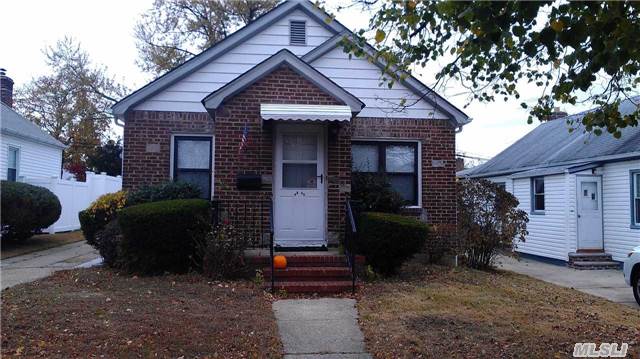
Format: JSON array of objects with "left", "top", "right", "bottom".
[
  {"left": 498, "top": 255, "right": 638, "bottom": 308},
  {"left": 1, "top": 241, "right": 99, "bottom": 290}
]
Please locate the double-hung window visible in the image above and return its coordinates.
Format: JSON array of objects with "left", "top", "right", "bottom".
[
  {"left": 173, "top": 136, "right": 212, "bottom": 199},
  {"left": 632, "top": 170, "right": 640, "bottom": 228},
  {"left": 531, "top": 177, "right": 545, "bottom": 213},
  {"left": 352, "top": 141, "right": 419, "bottom": 206},
  {"left": 7, "top": 147, "right": 19, "bottom": 182}
]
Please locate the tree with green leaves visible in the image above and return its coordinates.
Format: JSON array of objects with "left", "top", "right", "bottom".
[
  {"left": 135, "top": 0, "right": 278, "bottom": 75},
  {"left": 15, "top": 37, "right": 127, "bottom": 167},
  {"left": 342, "top": 1, "right": 639, "bottom": 137},
  {"left": 86, "top": 139, "right": 123, "bottom": 177}
]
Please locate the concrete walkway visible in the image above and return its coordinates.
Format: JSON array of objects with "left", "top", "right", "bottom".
[
  {"left": 273, "top": 298, "right": 371, "bottom": 359},
  {"left": 1, "top": 241, "right": 99, "bottom": 290},
  {"left": 498, "top": 256, "right": 638, "bottom": 308}
]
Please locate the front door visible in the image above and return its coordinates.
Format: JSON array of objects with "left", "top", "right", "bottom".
[
  {"left": 576, "top": 176, "right": 603, "bottom": 250},
  {"left": 273, "top": 124, "right": 326, "bottom": 247}
]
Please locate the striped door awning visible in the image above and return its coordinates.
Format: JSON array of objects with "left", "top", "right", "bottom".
[{"left": 260, "top": 104, "right": 352, "bottom": 122}]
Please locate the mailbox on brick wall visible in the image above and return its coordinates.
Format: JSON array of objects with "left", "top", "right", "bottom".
[{"left": 236, "top": 173, "right": 262, "bottom": 190}]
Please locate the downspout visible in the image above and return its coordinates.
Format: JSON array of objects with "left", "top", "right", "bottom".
[{"left": 113, "top": 114, "right": 125, "bottom": 179}]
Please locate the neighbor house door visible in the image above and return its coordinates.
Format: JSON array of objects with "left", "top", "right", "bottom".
[
  {"left": 273, "top": 124, "right": 326, "bottom": 247},
  {"left": 576, "top": 176, "right": 603, "bottom": 250}
]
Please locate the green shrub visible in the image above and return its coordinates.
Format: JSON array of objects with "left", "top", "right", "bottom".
[
  {"left": 356, "top": 212, "right": 429, "bottom": 275},
  {"left": 194, "top": 222, "right": 250, "bottom": 279},
  {"left": 118, "top": 199, "right": 211, "bottom": 274},
  {"left": 1, "top": 181, "right": 61, "bottom": 241},
  {"left": 351, "top": 172, "right": 405, "bottom": 213},
  {"left": 79, "top": 190, "right": 127, "bottom": 245},
  {"left": 94, "top": 219, "right": 122, "bottom": 268},
  {"left": 126, "top": 181, "right": 201, "bottom": 207},
  {"left": 458, "top": 179, "right": 528, "bottom": 269}
]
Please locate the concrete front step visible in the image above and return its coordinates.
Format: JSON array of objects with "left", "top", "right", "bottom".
[
  {"left": 568, "top": 261, "right": 621, "bottom": 270},
  {"left": 267, "top": 280, "right": 357, "bottom": 294},
  {"left": 568, "top": 252, "right": 614, "bottom": 262},
  {"left": 263, "top": 266, "right": 352, "bottom": 282}
]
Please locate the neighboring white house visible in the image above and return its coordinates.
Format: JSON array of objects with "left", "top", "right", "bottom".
[
  {"left": 1, "top": 71, "right": 123, "bottom": 234},
  {"left": 459, "top": 96, "right": 640, "bottom": 266},
  {"left": 1, "top": 102, "right": 66, "bottom": 181}
]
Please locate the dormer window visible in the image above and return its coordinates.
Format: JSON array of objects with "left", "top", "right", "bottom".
[{"left": 290, "top": 21, "right": 306, "bottom": 45}]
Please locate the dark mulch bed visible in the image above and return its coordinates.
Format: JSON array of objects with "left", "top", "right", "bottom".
[
  {"left": 1, "top": 268, "right": 282, "bottom": 358},
  {"left": 357, "top": 263, "right": 640, "bottom": 358}
]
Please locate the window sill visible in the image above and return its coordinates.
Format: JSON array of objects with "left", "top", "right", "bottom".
[
  {"left": 530, "top": 211, "right": 546, "bottom": 215},
  {"left": 631, "top": 224, "right": 640, "bottom": 230}
]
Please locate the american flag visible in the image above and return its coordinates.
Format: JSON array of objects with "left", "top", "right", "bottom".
[{"left": 238, "top": 123, "right": 249, "bottom": 154}]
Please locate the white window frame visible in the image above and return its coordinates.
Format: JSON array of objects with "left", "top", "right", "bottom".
[
  {"left": 351, "top": 138, "right": 422, "bottom": 208},
  {"left": 7, "top": 146, "right": 20, "bottom": 182},
  {"left": 632, "top": 169, "right": 640, "bottom": 229},
  {"left": 531, "top": 176, "right": 545, "bottom": 214},
  {"left": 169, "top": 134, "right": 215, "bottom": 199}
]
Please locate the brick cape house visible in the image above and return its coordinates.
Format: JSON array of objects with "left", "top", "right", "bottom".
[{"left": 112, "top": 0, "right": 470, "bottom": 249}]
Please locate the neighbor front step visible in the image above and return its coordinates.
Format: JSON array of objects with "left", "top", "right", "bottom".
[
  {"left": 263, "top": 266, "right": 352, "bottom": 281},
  {"left": 568, "top": 261, "right": 621, "bottom": 270},
  {"left": 568, "top": 252, "right": 614, "bottom": 263},
  {"left": 266, "top": 280, "right": 358, "bottom": 294}
]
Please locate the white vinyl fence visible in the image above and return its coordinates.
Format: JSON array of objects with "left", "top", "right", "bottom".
[{"left": 23, "top": 172, "right": 122, "bottom": 233}]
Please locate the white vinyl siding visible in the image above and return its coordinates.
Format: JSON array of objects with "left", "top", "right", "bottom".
[
  {"left": 310, "top": 47, "right": 446, "bottom": 119},
  {"left": 135, "top": 10, "right": 332, "bottom": 112},
  {"left": 513, "top": 174, "right": 568, "bottom": 260},
  {"left": 0, "top": 134, "right": 62, "bottom": 181},
  {"left": 134, "top": 10, "right": 446, "bottom": 120},
  {"left": 486, "top": 175, "right": 513, "bottom": 193},
  {"left": 602, "top": 160, "right": 640, "bottom": 261}
]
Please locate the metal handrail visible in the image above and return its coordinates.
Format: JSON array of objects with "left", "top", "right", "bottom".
[
  {"left": 269, "top": 198, "right": 275, "bottom": 293},
  {"left": 345, "top": 200, "right": 358, "bottom": 294}
]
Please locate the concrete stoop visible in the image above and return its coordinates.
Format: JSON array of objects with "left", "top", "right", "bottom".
[{"left": 567, "top": 252, "right": 621, "bottom": 270}]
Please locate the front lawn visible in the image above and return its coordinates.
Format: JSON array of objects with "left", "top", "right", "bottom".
[
  {"left": 358, "top": 263, "right": 639, "bottom": 358},
  {"left": 1, "top": 268, "right": 282, "bottom": 358}
]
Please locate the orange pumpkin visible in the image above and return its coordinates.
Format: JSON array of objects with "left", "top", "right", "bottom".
[{"left": 273, "top": 255, "right": 287, "bottom": 269}]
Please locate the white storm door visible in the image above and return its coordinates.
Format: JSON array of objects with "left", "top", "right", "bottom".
[
  {"left": 274, "top": 125, "right": 326, "bottom": 247},
  {"left": 576, "top": 176, "right": 603, "bottom": 250}
]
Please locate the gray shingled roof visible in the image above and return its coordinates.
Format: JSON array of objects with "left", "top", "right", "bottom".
[
  {"left": 1, "top": 103, "right": 66, "bottom": 149},
  {"left": 460, "top": 96, "right": 640, "bottom": 178}
]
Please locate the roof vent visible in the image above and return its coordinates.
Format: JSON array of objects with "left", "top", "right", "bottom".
[{"left": 290, "top": 21, "right": 306, "bottom": 45}]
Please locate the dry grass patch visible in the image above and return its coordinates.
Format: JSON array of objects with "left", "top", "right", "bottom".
[
  {"left": 1, "top": 268, "right": 282, "bottom": 358},
  {"left": 358, "top": 263, "right": 639, "bottom": 358}
]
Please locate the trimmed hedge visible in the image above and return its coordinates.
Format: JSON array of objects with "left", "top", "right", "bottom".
[
  {"left": 118, "top": 199, "right": 211, "bottom": 274},
  {"left": 79, "top": 191, "right": 127, "bottom": 245},
  {"left": 94, "top": 219, "right": 122, "bottom": 268},
  {"left": 126, "top": 182, "right": 201, "bottom": 207},
  {"left": 1, "top": 181, "right": 61, "bottom": 240},
  {"left": 356, "top": 212, "right": 429, "bottom": 275}
]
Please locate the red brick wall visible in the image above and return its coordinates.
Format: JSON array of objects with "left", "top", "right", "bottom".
[
  {"left": 212, "top": 65, "right": 347, "bottom": 245},
  {"left": 122, "top": 111, "right": 213, "bottom": 191},
  {"left": 351, "top": 117, "right": 457, "bottom": 234},
  {"left": 122, "top": 68, "right": 458, "bottom": 243}
]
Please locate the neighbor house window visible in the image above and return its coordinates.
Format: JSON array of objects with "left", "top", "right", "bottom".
[
  {"left": 632, "top": 170, "right": 640, "bottom": 228},
  {"left": 495, "top": 182, "right": 506, "bottom": 190},
  {"left": 352, "top": 141, "right": 418, "bottom": 205},
  {"left": 7, "top": 146, "right": 19, "bottom": 182},
  {"left": 173, "top": 136, "right": 212, "bottom": 199},
  {"left": 531, "top": 177, "right": 545, "bottom": 213}
]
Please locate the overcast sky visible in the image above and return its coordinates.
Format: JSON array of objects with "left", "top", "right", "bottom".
[{"left": 0, "top": 0, "right": 597, "bottom": 160}]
